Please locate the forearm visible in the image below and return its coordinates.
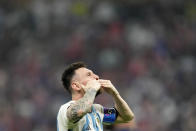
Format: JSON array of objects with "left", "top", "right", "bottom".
[
  {"left": 113, "top": 92, "right": 134, "bottom": 121},
  {"left": 98, "top": 79, "right": 134, "bottom": 122},
  {"left": 67, "top": 88, "right": 97, "bottom": 123}
]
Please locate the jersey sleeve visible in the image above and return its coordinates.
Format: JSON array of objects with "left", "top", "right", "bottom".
[
  {"left": 103, "top": 107, "right": 118, "bottom": 124},
  {"left": 57, "top": 101, "right": 76, "bottom": 131}
]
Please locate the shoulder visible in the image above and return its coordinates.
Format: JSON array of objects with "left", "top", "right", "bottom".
[
  {"left": 57, "top": 101, "right": 75, "bottom": 121},
  {"left": 92, "top": 103, "right": 104, "bottom": 114},
  {"left": 60, "top": 101, "right": 75, "bottom": 111},
  {"left": 93, "top": 104, "right": 103, "bottom": 110},
  {"left": 58, "top": 101, "right": 75, "bottom": 118},
  {"left": 57, "top": 101, "right": 76, "bottom": 128}
]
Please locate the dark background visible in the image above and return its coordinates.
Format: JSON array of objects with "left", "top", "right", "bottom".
[{"left": 0, "top": 0, "right": 196, "bottom": 131}]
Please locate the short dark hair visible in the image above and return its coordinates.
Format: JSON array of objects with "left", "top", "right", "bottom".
[{"left": 61, "top": 62, "right": 86, "bottom": 93}]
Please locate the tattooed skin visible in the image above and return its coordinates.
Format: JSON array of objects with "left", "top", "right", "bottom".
[{"left": 67, "top": 88, "right": 97, "bottom": 123}]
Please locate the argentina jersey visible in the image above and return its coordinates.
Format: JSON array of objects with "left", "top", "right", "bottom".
[{"left": 57, "top": 101, "right": 118, "bottom": 131}]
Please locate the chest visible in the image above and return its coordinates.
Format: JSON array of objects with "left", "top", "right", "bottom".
[{"left": 77, "top": 112, "right": 103, "bottom": 131}]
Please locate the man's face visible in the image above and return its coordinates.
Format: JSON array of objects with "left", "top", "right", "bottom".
[{"left": 73, "top": 67, "right": 99, "bottom": 86}]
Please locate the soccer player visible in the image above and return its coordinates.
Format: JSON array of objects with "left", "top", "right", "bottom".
[{"left": 57, "top": 62, "right": 134, "bottom": 131}]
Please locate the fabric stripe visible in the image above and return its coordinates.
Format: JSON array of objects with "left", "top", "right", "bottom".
[
  {"left": 96, "top": 112, "right": 103, "bottom": 130},
  {"left": 89, "top": 106, "right": 99, "bottom": 131},
  {"left": 82, "top": 115, "right": 90, "bottom": 131},
  {"left": 89, "top": 113, "right": 99, "bottom": 131}
]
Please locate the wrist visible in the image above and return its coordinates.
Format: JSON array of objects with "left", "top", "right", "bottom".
[{"left": 112, "top": 90, "right": 120, "bottom": 97}]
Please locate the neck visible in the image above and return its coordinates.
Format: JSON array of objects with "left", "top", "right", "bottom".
[{"left": 72, "top": 92, "right": 84, "bottom": 101}]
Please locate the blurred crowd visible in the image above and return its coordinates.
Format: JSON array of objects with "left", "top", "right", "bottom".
[{"left": 0, "top": 0, "right": 196, "bottom": 131}]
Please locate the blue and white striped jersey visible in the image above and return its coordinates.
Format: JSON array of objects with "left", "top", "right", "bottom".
[{"left": 57, "top": 101, "right": 118, "bottom": 131}]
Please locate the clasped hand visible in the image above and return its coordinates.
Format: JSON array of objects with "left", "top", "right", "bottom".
[{"left": 83, "top": 79, "right": 119, "bottom": 96}]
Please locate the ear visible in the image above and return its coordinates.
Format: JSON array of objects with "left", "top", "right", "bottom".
[{"left": 71, "top": 81, "right": 82, "bottom": 91}]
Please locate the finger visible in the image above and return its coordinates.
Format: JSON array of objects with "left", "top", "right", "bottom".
[
  {"left": 100, "top": 82, "right": 111, "bottom": 87},
  {"left": 99, "top": 79, "right": 109, "bottom": 82},
  {"left": 100, "top": 83, "right": 111, "bottom": 87},
  {"left": 99, "top": 79, "right": 109, "bottom": 81},
  {"left": 100, "top": 82, "right": 109, "bottom": 85},
  {"left": 100, "top": 82, "right": 110, "bottom": 85},
  {"left": 99, "top": 80, "right": 110, "bottom": 84}
]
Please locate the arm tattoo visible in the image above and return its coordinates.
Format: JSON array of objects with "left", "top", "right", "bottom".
[{"left": 67, "top": 88, "right": 97, "bottom": 123}]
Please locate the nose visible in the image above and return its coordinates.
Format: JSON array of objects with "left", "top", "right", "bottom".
[{"left": 94, "top": 74, "right": 99, "bottom": 80}]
